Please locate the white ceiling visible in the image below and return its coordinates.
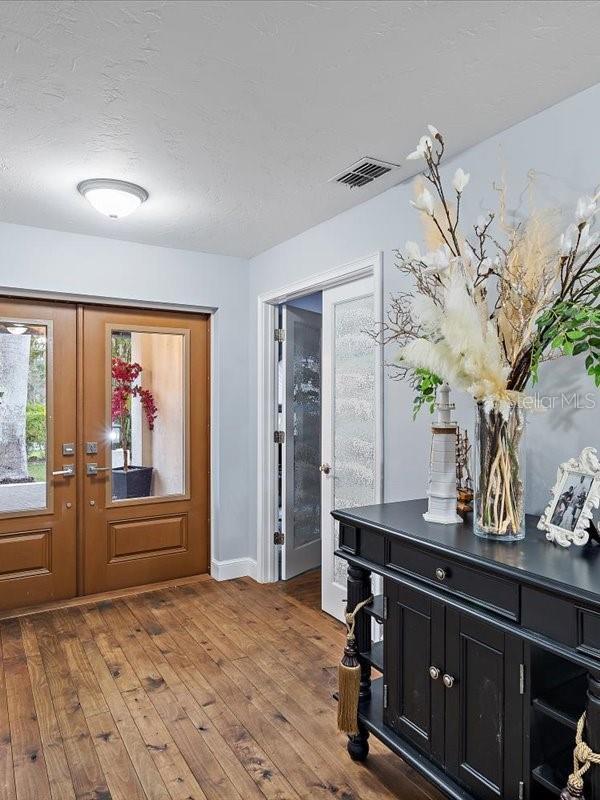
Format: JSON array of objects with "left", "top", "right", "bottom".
[{"left": 2, "top": 1, "right": 600, "bottom": 258}]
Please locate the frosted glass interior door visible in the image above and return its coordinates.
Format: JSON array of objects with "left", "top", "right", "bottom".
[
  {"left": 282, "top": 306, "right": 322, "bottom": 579},
  {"left": 321, "top": 277, "right": 380, "bottom": 620}
]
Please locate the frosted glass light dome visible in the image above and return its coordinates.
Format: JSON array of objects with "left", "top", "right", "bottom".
[{"left": 77, "top": 179, "right": 149, "bottom": 219}]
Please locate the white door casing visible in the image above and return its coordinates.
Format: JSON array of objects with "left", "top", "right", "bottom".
[
  {"left": 255, "top": 252, "right": 383, "bottom": 585},
  {"left": 321, "top": 276, "right": 383, "bottom": 620}
]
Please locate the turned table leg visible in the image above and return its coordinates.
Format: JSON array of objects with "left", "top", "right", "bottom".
[{"left": 346, "top": 563, "right": 372, "bottom": 761}]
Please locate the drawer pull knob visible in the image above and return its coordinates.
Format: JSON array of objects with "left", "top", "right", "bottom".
[
  {"left": 443, "top": 674, "right": 455, "bottom": 688},
  {"left": 429, "top": 666, "right": 440, "bottom": 680},
  {"left": 435, "top": 567, "right": 447, "bottom": 582}
]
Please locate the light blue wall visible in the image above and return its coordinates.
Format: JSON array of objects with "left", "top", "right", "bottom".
[
  {"left": 0, "top": 220, "right": 249, "bottom": 564},
  {"left": 249, "top": 82, "right": 600, "bottom": 557},
  {"left": 2, "top": 82, "right": 600, "bottom": 566}
]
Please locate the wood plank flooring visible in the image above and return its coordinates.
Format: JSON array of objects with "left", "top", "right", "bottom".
[{"left": 0, "top": 576, "right": 443, "bottom": 800}]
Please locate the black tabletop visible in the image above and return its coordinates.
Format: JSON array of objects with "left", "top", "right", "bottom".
[{"left": 333, "top": 498, "right": 600, "bottom": 608}]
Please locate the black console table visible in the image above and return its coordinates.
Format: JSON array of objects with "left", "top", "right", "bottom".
[{"left": 333, "top": 499, "right": 600, "bottom": 800}]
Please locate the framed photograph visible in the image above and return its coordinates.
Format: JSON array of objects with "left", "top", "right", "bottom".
[{"left": 538, "top": 447, "right": 600, "bottom": 547}]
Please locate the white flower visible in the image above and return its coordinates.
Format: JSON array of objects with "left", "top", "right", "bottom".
[
  {"left": 404, "top": 241, "right": 421, "bottom": 260},
  {"left": 575, "top": 195, "right": 597, "bottom": 225},
  {"left": 452, "top": 167, "right": 470, "bottom": 194},
  {"left": 579, "top": 224, "right": 599, "bottom": 252},
  {"left": 427, "top": 124, "right": 440, "bottom": 138},
  {"left": 410, "top": 187, "right": 434, "bottom": 215},
  {"left": 423, "top": 244, "right": 451, "bottom": 274},
  {"left": 560, "top": 223, "right": 578, "bottom": 256},
  {"left": 476, "top": 215, "right": 488, "bottom": 230},
  {"left": 406, "top": 135, "right": 433, "bottom": 161}
]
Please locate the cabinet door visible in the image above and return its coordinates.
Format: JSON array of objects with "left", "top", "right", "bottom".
[
  {"left": 445, "top": 611, "right": 523, "bottom": 800},
  {"left": 384, "top": 580, "right": 445, "bottom": 763}
]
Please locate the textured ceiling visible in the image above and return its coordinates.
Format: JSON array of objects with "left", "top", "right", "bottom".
[{"left": 2, "top": 1, "right": 600, "bottom": 257}]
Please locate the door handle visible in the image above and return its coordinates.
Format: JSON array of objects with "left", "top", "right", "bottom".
[
  {"left": 429, "top": 666, "right": 441, "bottom": 680},
  {"left": 52, "top": 464, "right": 75, "bottom": 477},
  {"left": 443, "top": 673, "right": 456, "bottom": 688},
  {"left": 319, "top": 463, "right": 331, "bottom": 475},
  {"left": 86, "top": 463, "right": 112, "bottom": 476}
]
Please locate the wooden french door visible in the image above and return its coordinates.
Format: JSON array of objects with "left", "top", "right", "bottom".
[
  {"left": 0, "top": 300, "right": 77, "bottom": 610},
  {"left": 0, "top": 299, "right": 210, "bottom": 611},
  {"left": 82, "top": 306, "right": 210, "bottom": 594}
]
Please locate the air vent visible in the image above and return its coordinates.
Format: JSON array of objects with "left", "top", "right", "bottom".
[{"left": 330, "top": 157, "right": 399, "bottom": 189}]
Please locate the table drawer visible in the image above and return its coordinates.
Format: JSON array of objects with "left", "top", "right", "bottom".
[{"left": 387, "top": 538, "right": 520, "bottom": 620}]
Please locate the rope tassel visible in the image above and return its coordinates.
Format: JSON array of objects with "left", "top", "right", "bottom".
[
  {"left": 561, "top": 712, "right": 600, "bottom": 800},
  {"left": 337, "top": 596, "right": 373, "bottom": 735}
]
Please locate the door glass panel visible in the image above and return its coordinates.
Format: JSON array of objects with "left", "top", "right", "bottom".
[
  {"left": 0, "top": 321, "right": 48, "bottom": 513},
  {"left": 291, "top": 314, "right": 321, "bottom": 549},
  {"left": 332, "top": 295, "right": 376, "bottom": 587},
  {"left": 110, "top": 329, "right": 186, "bottom": 501}
]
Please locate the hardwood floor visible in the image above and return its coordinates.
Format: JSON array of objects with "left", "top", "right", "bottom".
[
  {"left": 0, "top": 576, "right": 442, "bottom": 800},
  {"left": 279, "top": 568, "right": 321, "bottom": 613}
]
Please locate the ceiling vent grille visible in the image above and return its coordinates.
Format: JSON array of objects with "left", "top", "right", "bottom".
[{"left": 330, "top": 157, "right": 399, "bottom": 189}]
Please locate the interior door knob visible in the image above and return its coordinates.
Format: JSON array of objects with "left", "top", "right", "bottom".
[
  {"left": 319, "top": 463, "right": 331, "bottom": 475},
  {"left": 443, "top": 673, "right": 455, "bottom": 688},
  {"left": 429, "top": 666, "right": 441, "bottom": 680},
  {"left": 435, "top": 567, "right": 447, "bottom": 582}
]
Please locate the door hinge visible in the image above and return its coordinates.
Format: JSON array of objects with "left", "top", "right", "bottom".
[
  {"left": 518, "top": 779, "right": 524, "bottom": 800},
  {"left": 383, "top": 684, "right": 388, "bottom": 709},
  {"left": 274, "top": 328, "right": 286, "bottom": 342},
  {"left": 519, "top": 664, "right": 526, "bottom": 695},
  {"left": 274, "top": 531, "right": 284, "bottom": 545},
  {"left": 273, "top": 430, "right": 285, "bottom": 444}
]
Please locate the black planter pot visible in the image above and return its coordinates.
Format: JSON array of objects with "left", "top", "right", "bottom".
[{"left": 112, "top": 466, "right": 153, "bottom": 500}]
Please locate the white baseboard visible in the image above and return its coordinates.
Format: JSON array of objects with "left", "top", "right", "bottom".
[{"left": 211, "top": 557, "right": 257, "bottom": 581}]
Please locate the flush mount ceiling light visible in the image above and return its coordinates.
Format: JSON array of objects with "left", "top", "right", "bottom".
[
  {"left": 77, "top": 178, "right": 149, "bottom": 219},
  {"left": 6, "top": 323, "right": 28, "bottom": 335}
]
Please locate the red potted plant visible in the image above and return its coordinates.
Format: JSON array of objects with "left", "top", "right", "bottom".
[{"left": 111, "top": 357, "right": 158, "bottom": 499}]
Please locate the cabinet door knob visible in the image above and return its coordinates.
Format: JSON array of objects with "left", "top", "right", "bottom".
[
  {"left": 429, "top": 666, "right": 440, "bottom": 680},
  {"left": 443, "top": 673, "right": 455, "bottom": 688},
  {"left": 435, "top": 567, "right": 447, "bottom": 582}
]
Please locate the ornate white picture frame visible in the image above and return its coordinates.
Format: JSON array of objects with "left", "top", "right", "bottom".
[{"left": 538, "top": 447, "right": 600, "bottom": 547}]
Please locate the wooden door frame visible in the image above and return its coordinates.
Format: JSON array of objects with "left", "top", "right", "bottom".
[
  {"left": 255, "top": 252, "right": 384, "bottom": 584},
  {"left": 0, "top": 287, "right": 217, "bottom": 593}
]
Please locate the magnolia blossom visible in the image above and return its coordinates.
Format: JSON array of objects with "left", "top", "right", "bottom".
[
  {"left": 576, "top": 195, "right": 597, "bottom": 225},
  {"left": 411, "top": 187, "right": 434, "bottom": 216},
  {"left": 423, "top": 244, "right": 451, "bottom": 274},
  {"left": 404, "top": 240, "right": 421, "bottom": 260},
  {"left": 580, "top": 223, "right": 599, "bottom": 252},
  {"left": 427, "top": 124, "right": 440, "bottom": 138},
  {"left": 560, "top": 223, "right": 579, "bottom": 256},
  {"left": 406, "top": 135, "right": 432, "bottom": 161},
  {"left": 452, "top": 167, "right": 470, "bottom": 193}
]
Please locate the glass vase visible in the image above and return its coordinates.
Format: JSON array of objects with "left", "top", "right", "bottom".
[{"left": 473, "top": 400, "right": 526, "bottom": 541}]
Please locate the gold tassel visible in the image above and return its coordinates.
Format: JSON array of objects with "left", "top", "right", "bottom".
[
  {"left": 337, "top": 596, "right": 373, "bottom": 735},
  {"left": 561, "top": 712, "right": 600, "bottom": 800}
]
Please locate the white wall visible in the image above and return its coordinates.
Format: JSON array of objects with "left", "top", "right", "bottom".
[
  {"left": 248, "top": 82, "right": 600, "bottom": 557},
  {"left": 0, "top": 220, "right": 249, "bottom": 564}
]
